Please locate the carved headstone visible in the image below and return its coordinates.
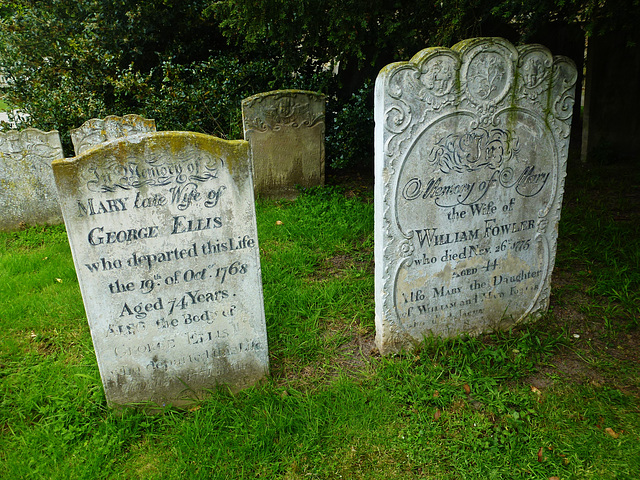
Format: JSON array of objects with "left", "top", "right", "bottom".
[
  {"left": 374, "top": 38, "right": 577, "bottom": 354},
  {"left": 0, "top": 128, "right": 64, "bottom": 231},
  {"left": 242, "top": 90, "right": 325, "bottom": 198},
  {"left": 53, "top": 132, "right": 268, "bottom": 407},
  {"left": 71, "top": 114, "right": 156, "bottom": 156}
]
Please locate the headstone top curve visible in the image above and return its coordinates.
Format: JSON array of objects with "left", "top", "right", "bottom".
[
  {"left": 242, "top": 89, "right": 326, "bottom": 106},
  {"left": 70, "top": 114, "right": 157, "bottom": 156}
]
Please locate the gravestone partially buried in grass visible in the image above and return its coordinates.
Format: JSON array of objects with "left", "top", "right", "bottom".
[
  {"left": 374, "top": 37, "right": 578, "bottom": 354},
  {"left": 53, "top": 132, "right": 268, "bottom": 407},
  {"left": 0, "top": 128, "right": 64, "bottom": 231},
  {"left": 242, "top": 90, "right": 325, "bottom": 198},
  {"left": 70, "top": 114, "right": 156, "bottom": 156}
]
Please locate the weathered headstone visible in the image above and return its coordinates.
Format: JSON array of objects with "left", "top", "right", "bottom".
[
  {"left": 0, "top": 128, "right": 64, "bottom": 231},
  {"left": 71, "top": 114, "right": 156, "bottom": 156},
  {"left": 0, "top": 109, "right": 30, "bottom": 128},
  {"left": 242, "top": 90, "right": 325, "bottom": 198},
  {"left": 53, "top": 132, "right": 268, "bottom": 407},
  {"left": 374, "top": 38, "right": 577, "bottom": 354}
]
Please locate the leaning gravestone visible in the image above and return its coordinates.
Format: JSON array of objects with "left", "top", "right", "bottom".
[
  {"left": 53, "top": 132, "right": 268, "bottom": 407},
  {"left": 71, "top": 114, "right": 156, "bottom": 156},
  {"left": 242, "top": 90, "right": 325, "bottom": 198},
  {"left": 0, "top": 128, "right": 64, "bottom": 231},
  {"left": 374, "top": 38, "right": 577, "bottom": 354}
]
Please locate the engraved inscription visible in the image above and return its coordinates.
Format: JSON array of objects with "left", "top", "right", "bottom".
[
  {"left": 53, "top": 132, "right": 268, "bottom": 406},
  {"left": 374, "top": 38, "right": 576, "bottom": 354}
]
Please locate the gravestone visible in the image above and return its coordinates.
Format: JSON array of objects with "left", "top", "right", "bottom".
[
  {"left": 242, "top": 90, "right": 325, "bottom": 198},
  {"left": 374, "top": 38, "right": 577, "bottom": 354},
  {"left": 53, "top": 131, "right": 268, "bottom": 407},
  {"left": 0, "top": 109, "right": 30, "bottom": 128},
  {"left": 71, "top": 114, "right": 156, "bottom": 156},
  {"left": 0, "top": 128, "right": 64, "bottom": 231}
]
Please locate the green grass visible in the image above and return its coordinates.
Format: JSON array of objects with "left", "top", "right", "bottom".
[
  {"left": 554, "top": 166, "right": 640, "bottom": 339},
  {"left": 1, "top": 169, "right": 639, "bottom": 479}
]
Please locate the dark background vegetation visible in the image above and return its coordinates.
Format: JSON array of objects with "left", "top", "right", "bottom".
[{"left": 1, "top": 0, "right": 639, "bottom": 163}]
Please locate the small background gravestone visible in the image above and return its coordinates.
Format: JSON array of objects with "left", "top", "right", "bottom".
[
  {"left": 0, "top": 128, "right": 64, "bottom": 231},
  {"left": 53, "top": 131, "right": 268, "bottom": 407},
  {"left": 374, "top": 38, "right": 577, "bottom": 354},
  {"left": 71, "top": 114, "right": 156, "bottom": 156},
  {"left": 242, "top": 90, "right": 325, "bottom": 198}
]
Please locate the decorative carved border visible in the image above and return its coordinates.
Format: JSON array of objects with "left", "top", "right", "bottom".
[
  {"left": 242, "top": 90, "right": 325, "bottom": 133},
  {"left": 374, "top": 38, "right": 577, "bottom": 353},
  {"left": 71, "top": 114, "right": 156, "bottom": 156}
]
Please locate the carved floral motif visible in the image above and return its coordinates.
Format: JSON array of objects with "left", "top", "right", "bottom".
[
  {"left": 242, "top": 91, "right": 325, "bottom": 132},
  {"left": 467, "top": 52, "right": 508, "bottom": 101},
  {"left": 0, "top": 128, "right": 63, "bottom": 166}
]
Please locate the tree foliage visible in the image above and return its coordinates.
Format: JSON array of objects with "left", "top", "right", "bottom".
[
  {"left": 0, "top": 0, "right": 234, "bottom": 148},
  {"left": 1, "top": 0, "right": 638, "bottom": 164}
]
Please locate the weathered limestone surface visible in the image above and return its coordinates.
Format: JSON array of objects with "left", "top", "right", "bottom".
[
  {"left": 71, "top": 114, "right": 156, "bottom": 156},
  {"left": 374, "top": 38, "right": 577, "bottom": 354},
  {"left": 53, "top": 132, "right": 268, "bottom": 407},
  {"left": 242, "top": 90, "right": 325, "bottom": 198},
  {"left": 0, "top": 128, "right": 64, "bottom": 231}
]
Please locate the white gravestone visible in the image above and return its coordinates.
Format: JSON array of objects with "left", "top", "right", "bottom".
[
  {"left": 242, "top": 90, "right": 325, "bottom": 198},
  {"left": 71, "top": 114, "right": 156, "bottom": 156},
  {"left": 374, "top": 38, "right": 577, "bottom": 354},
  {"left": 53, "top": 132, "right": 268, "bottom": 407},
  {"left": 0, "top": 128, "right": 63, "bottom": 231}
]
